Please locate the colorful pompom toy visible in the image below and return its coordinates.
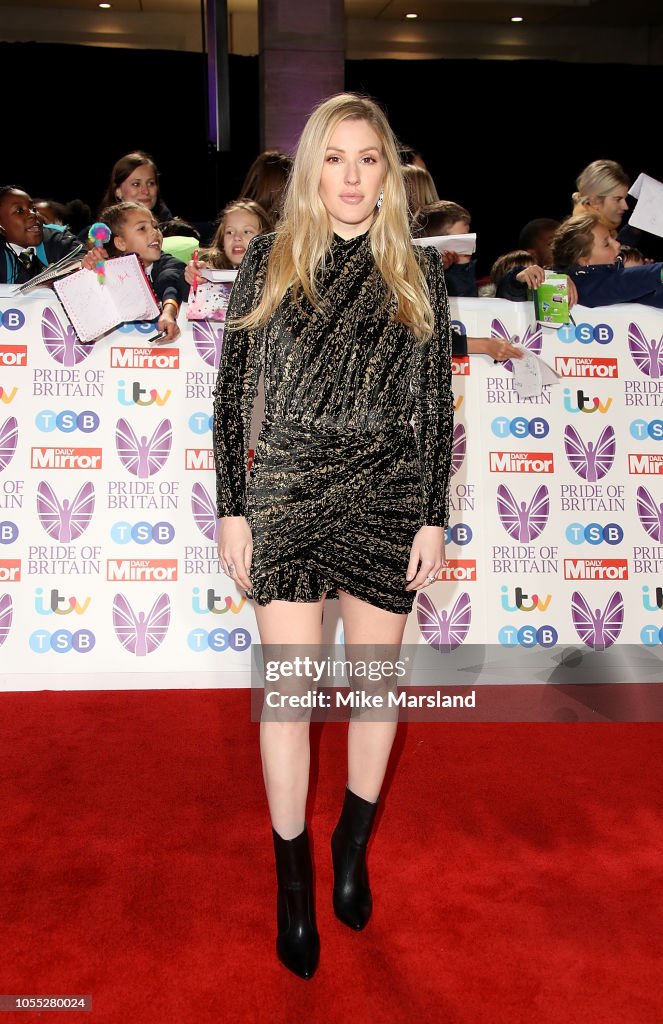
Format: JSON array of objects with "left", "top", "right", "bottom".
[{"left": 88, "top": 222, "right": 112, "bottom": 284}]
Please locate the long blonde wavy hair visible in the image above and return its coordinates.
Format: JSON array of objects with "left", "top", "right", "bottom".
[{"left": 238, "top": 93, "right": 434, "bottom": 340}]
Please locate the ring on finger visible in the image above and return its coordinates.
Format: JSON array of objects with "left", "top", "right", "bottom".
[{"left": 425, "top": 574, "right": 436, "bottom": 584}]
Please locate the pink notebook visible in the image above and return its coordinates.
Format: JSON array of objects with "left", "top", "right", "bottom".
[{"left": 54, "top": 254, "right": 160, "bottom": 342}]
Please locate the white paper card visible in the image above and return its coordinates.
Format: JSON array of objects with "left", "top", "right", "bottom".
[
  {"left": 627, "top": 173, "right": 663, "bottom": 238},
  {"left": 412, "top": 233, "right": 476, "bottom": 256},
  {"left": 512, "top": 351, "right": 559, "bottom": 399}
]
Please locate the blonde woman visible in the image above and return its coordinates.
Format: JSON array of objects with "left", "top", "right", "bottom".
[
  {"left": 212, "top": 93, "right": 454, "bottom": 979},
  {"left": 572, "top": 159, "right": 630, "bottom": 230}
]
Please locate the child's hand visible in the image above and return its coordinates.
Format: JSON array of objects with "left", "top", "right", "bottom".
[
  {"left": 515, "top": 264, "right": 545, "bottom": 288},
  {"left": 566, "top": 276, "right": 578, "bottom": 309},
  {"left": 185, "top": 258, "right": 209, "bottom": 286},
  {"left": 156, "top": 310, "right": 180, "bottom": 343},
  {"left": 441, "top": 249, "right": 458, "bottom": 270},
  {"left": 81, "top": 246, "right": 108, "bottom": 271}
]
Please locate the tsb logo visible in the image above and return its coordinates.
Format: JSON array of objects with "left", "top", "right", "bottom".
[
  {"left": 35, "top": 410, "right": 100, "bottom": 433},
  {"left": 630, "top": 420, "right": 663, "bottom": 441},
  {"left": 29, "top": 628, "right": 95, "bottom": 653},
  {"left": 498, "top": 625, "right": 558, "bottom": 648},
  {"left": 491, "top": 416, "right": 549, "bottom": 439},
  {"left": 444, "top": 524, "right": 473, "bottom": 546},
  {"left": 565, "top": 523, "right": 624, "bottom": 545},
  {"left": 556, "top": 322, "right": 613, "bottom": 345},
  {"left": 187, "top": 627, "right": 252, "bottom": 652},
  {"left": 0, "top": 521, "right": 19, "bottom": 544},
  {"left": 110, "top": 522, "right": 175, "bottom": 545},
  {"left": 189, "top": 413, "right": 213, "bottom": 435},
  {"left": 0, "top": 309, "right": 26, "bottom": 331}
]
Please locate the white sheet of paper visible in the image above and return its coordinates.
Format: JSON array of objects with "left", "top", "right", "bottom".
[
  {"left": 198, "top": 268, "right": 238, "bottom": 283},
  {"left": 411, "top": 233, "right": 476, "bottom": 256},
  {"left": 627, "top": 172, "right": 663, "bottom": 238},
  {"left": 512, "top": 351, "right": 559, "bottom": 399}
]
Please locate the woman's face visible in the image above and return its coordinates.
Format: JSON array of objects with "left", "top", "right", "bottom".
[
  {"left": 318, "top": 118, "right": 385, "bottom": 239},
  {"left": 115, "top": 163, "right": 158, "bottom": 210},
  {"left": 593, "top": 188, "right": 629, "bottom": 227},
  {"left": 581, "top": 224, "right": 621, "bottom": 266},
  {"left": 222, "top": 209, "right": 261, "bottom": 267},
  {"left": 113, "top": 208, "right": 163, "bottom": 265},
  {"left": 0, "top": 190, "right": 43, "bottom": 247}
]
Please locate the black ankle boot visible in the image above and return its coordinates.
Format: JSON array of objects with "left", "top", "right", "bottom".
[
  {"left": 272, "top": 826, "right": 319, "bottom": 979},
  {"left": 331, "top": 787, "right": 379, "bottom": 930}
]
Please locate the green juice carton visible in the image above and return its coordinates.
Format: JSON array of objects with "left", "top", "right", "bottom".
[{"left": 532, "top": 271, "right": 569, "bottom": 325}]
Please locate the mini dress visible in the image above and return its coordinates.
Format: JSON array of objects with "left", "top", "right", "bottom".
[{"left": 212, "top": 231, "right": 454, "bottom": 614}]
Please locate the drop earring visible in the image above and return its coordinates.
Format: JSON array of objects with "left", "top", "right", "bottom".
[{"left": 376, "top": 189, "right": 384, "bottom": 211}]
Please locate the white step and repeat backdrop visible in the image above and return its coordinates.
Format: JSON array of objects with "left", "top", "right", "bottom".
[{"left": 0, "top": 291, "right": 661, "bottom": 690}]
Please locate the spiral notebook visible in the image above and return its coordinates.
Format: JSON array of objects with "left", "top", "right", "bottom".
[
  {"left": 15, "top": 244, "right": 84, "bottom": 295},
  {"left": 53, "top": 254, "right": 160, "bottom": 343}
]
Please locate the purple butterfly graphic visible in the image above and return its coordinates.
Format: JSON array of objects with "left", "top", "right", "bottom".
[
  {"left": 417, "top": 591, "right": 471, "bottom": 653},
  {"left": 42, "top": 307, "right": 92, "bottom": 367},
  {"left": 0, "top": 416, "right": 18, "bottom": 473},
  {"left": 36, "top": 481, "right": 95, "bottom": 542},
  {"left": 636, "top": 485, "right": 663, "bottom": 542},
  {"left": 496, "top": 484, "right": 549, "bottom": 542},
  {"left": 628, "top": 323, "right": 663, "bottom": 379},
  {"left": 451, "top": 423, "right": 466, "bottom": 476},
  {"left": 0, "top": 594, "right": 12, "bottom": 648},
  {"left": 564, "top": 424, "right": 615, "bottom": 482},
  {"left": 191, "top": 483, "right": 219, "bottom": 541},
  {"left": 571, "top": 591, "right": 623, "bottom": 651},
  {"left": 192, "top": 321, "right": 224, "bottom": 369},
  {"left": 116, "top": 418, "right": 172, "bottom": 478},
  {"left": 491, "top": 319, "right": 543, "bottom": 373},
  {"left": 112, "top": 593, "right": 170, "bottom": 656}
]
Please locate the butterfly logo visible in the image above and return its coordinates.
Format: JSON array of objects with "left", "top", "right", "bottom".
[
  {"left": 451, "top": 423, "right": 466, "bottom": 476},
  {"left": 192, "top": 322, "right": 224, "bottom": 369},
  {"left": 496, "top": 484, "right": 549, "bottom": 542},
  {"left": 571, "top": 591, "right": 623, "bottom": 651},
  {"left": 417, "top": 591, "right": 471, "bottom": 653},
  {"left": 564, "top": 424, "right": 615, "bottom": 481},
  {"left": 36, "top": 481, "right": 95, "bottom": 542},
  {"left": 115, "top": 418, "right": 172, "bottom": 478},
  {"left": 628, "top": 323, "right": 663, "bottom": 379},
  {"left": 112, "top": 593, "right": 170, "bottom": 656},
  {"left": 191, "top": 483, "right": 219, "bottom": 541},
  {"left": 0, "top": 594, "right": 12, "bottom": 648},
  {"left": 41, "top": 307, "right": 92, "bottom": 367},
  {"left": 636, "top": 485, "right": 663, "bottom": 542},
  {"left": 0, "top": 416, "right": 18, "bottom": 473},
  {"left": 491, "top": 320, "right": 543, "bottom": 373}
]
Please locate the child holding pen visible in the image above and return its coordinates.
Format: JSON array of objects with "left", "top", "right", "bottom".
[{"left": 185, "top": 200, "right": 272, "bottom": 290}]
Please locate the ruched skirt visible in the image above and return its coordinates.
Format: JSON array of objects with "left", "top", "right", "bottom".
[{"left": 245, "top": 417, "right": 423, "bottom": 614}]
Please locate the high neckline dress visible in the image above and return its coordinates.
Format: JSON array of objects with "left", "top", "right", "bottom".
[{"left": 212, "top": 230, "right": 454, "bottom": 614}]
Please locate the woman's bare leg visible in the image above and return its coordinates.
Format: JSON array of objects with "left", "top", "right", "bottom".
[
  {"left": 337, "top": 590, "right": 407, "bottom": 802},
  {"left": 254, "top": 597, "right": 325, "bottom": 840}
]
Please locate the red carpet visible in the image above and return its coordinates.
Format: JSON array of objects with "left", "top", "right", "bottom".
[{"left": 0, "top": 689, "right": 662, "bottom": 1024}]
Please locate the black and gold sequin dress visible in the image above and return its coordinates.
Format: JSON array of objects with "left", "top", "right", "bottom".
[{"left": 212, "top": 231, "right": 454, "bottom": 614}]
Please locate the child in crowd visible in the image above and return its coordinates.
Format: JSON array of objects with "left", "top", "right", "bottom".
[
  {"left": 491, "top": 250, "right": 538, "bottom": 298},
  {"left": 517, "top": 218, "right": 560, "bottom": 267},
  {"left": 160, "top": 218, "right": 201, "bottom": 265},
  {"left": 552, "top": 212, "right": 663, "bottom": 309},
  {"left": 618, "top": 244, "right": 645, "bottom": 267},
  {"left": 184, "top": 200, "right": 272, "bottom": 287},
  {"left": 0, "top": 186, "right": 85, "bottom": 284},
  {"left": 100, "top": 201, "right": 187, "bottom": 341},
  {"left": 414, "top": 199, "right": 477, "bottom": 297}
]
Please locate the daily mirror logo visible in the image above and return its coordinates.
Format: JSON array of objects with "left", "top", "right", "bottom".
[
  {"left": 106, "top": 558, "right": 178, "bottom": 582},
  {"left": 31, "top": 448, "right": 103, "bottom": 470},
  {"left": 0, "top": 345, "right": 27, "bottom": 368},
  {"left": 489, "top": 452, "right": 554, "bottom": 473},
  {"left": 554, "top": 356, "right": 618, "bottom": 378},
  {"left": 564, "top": 558, "right": 628, "bottom": 581},
  {"left": 110, "top": 347, "right": 180, "bottom": 370},
  {"left": 0, "top": 559, "right": 21, "bottom": 582}
]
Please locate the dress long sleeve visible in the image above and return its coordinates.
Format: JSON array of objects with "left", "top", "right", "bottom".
[
  {"left": 212, "top": 234, "right": 271, "bottom": 517},
  {"left": 412, "top": 247, "right": 454, "bottom": 528}
]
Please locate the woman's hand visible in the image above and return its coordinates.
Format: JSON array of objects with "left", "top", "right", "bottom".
[
  {"left": 218, "top": 516, "right": 253, "bottom": 592},
  {"left": 566, "top": 276, "right": 578, "bottom": 309},
  {"left": 405, "top": 525, "right": 447, "bottom": 592},
  {"left": 467, "top": 337, "right": 523, "bottom": 361},
  {"left": 80, "top": 246, "right": 108, "bottom": 271},
  {"left": 184, "top": 258, "right": 209, "bottom": 287}
]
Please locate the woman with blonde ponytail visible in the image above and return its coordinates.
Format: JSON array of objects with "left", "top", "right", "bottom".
[{"left": 212, "top": 93, "right": 454, "bottom": 979}]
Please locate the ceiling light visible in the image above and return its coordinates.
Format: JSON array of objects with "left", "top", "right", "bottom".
[
  {"left": 99, "top": 2, "right": 111, "bottom": 7},
  {"left": 511, "top": 15, "right": 523, "bottom": 22},
  {"left": 405, "top": 13, "right": 418, "bottom": 19}
]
